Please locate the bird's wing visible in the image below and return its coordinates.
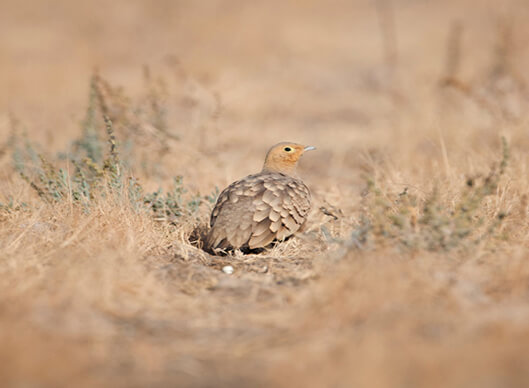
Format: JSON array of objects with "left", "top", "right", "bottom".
[
  {"left": 207, "top": 175, "right": 266, "bottom": 250},
  {"left": 248, "top": 175, "right": 311, "bottom": 249},
  {"left": 207, "top": 174, "right": 311, "bottom": 251}
]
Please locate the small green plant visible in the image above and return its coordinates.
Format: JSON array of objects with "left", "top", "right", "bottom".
[
  {"left": 73, "top": 74, "right": 103, "bottom": 163},
  {"left": 0, "top": 196, "right": 29, "bottom": 215},
  {"left": 353, "top": 137, "right": 510, "bottom": 252},
  {"left": 204, "top": 186, "right": 220, "bottom": 206},
  {"left": 143, "top": 176, "right": 202, "bottom": 222},
  {"left": 11, "top": 73, "right": 203, "bottom": 222}
]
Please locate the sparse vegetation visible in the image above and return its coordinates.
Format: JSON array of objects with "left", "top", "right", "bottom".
[
  {"left": 354, "top": 136, "right": 510, "bottom": 252},
  {"left": 10, "top": 74, "right": 206, "bottom": 223},
  {"left": 2, "top": 1, "right": 529, "bottom": 388}
]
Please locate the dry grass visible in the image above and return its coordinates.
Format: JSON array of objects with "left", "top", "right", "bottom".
[{"left": 2, "top": 0, "right": 529, "bottom": 387}]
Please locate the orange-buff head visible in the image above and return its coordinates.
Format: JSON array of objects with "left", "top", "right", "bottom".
[{"left": 261, "top": 142, "right": 316, "bottom": 175}]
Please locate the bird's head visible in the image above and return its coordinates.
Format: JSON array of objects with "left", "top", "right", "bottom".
[{"left": 262, "top": 142, "right": 316, "bottom": 175}]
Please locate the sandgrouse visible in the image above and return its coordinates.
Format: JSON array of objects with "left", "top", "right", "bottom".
[{"left": 205, "top": 142, "right": 315, "bottom": 254}]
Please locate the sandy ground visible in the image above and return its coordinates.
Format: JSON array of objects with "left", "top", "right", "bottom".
[{"left": 2, "top": 0, "right": 529, "bottom": 387}]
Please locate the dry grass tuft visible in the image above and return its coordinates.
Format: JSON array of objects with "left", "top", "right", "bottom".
[{"left": 2, "top": 1, "right": 529, "bottom": 387}]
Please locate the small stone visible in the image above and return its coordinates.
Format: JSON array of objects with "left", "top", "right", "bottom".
[{"left": 222, "top": 265, "right": 234, "bottom": 274}]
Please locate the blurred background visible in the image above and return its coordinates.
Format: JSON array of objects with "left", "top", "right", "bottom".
[
  {"left": 4, "top": 0, "right": 529, "bottom": 172},
  {"left": 2, "top": 1, "right": 529, "bottom": 387}
]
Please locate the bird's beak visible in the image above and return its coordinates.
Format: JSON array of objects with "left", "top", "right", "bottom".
[{"left": 304, "top": 146, "right": 316, "bottom": 152}]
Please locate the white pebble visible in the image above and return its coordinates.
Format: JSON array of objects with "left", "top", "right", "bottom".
[{"left": 222, "top": 265, "right": 234, "bottom": 274}]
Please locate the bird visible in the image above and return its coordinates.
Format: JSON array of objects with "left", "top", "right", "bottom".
[{"left": 205, "top": 142, "right": 315, "bottom": 254}]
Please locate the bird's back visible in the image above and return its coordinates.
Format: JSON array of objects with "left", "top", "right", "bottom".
[{"left": 205, "top": 172, "right": 311, "bottom": 253}]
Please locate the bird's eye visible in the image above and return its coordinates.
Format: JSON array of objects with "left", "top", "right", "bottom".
[{"left": 284, "top": 147, "right": 292, "bottom": 152}]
